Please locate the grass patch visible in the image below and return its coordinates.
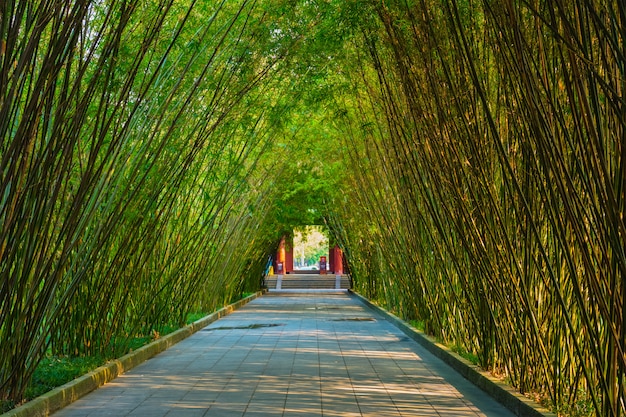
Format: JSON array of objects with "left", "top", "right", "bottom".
[
  {"left": 449, "top": 344, "right": 480, "bottom": 366},
  {"left": 408, "top": 319, "right": 425, "bottom": 332},
  {"left": 18, "top": 331, "right": 158, "bottom": 410},
  {"left": 229, "top": 292, "right": 255, "bottom": 304},
  {"left": 186, "top": 312, "right": 207, "bottom": 324},
  {"left": 25, "top": 355, "right": 106, "bottom": 401},
  {"left": 0, "top": 354, "right": 110, "bottom": 413}
]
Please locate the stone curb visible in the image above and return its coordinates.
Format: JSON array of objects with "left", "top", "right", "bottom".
[
  {"left": 3, "top": 291, "right": 266, "bottom": 417},
  {"left": 350, "top": 290, "right": 557, "bottom": 417}
]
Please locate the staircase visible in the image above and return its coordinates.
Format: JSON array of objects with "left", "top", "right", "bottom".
[{"left": 265, "top": 274, "right": 351, "bottom": 291}]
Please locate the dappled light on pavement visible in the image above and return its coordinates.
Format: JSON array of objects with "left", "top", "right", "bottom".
[{"left": 53, "top": 293, "right": 513, "bottom": 417}]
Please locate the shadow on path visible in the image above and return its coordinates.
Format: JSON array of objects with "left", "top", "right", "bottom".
[{"left": 53, "top": 292, "right": 515, "bottom": 417}]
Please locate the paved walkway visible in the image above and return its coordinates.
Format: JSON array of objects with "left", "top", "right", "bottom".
[{"left": 53, "top": 292, "right": 515, "bottom": 417}]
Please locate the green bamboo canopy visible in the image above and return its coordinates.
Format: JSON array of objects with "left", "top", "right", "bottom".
[{"left": 1, "top": 1, "right": 623, "bottom": 415}]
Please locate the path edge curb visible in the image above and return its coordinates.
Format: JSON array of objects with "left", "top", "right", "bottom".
[
  {"left": 3, "top": 290, "right": 266, "bottom": 417},
  {"left": 350, "top": 290, "right": 557, "bottom": 417}
]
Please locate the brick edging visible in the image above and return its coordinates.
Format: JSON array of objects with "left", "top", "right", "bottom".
[
  {"left": 349, "top": 290, "right": 556, "bottom": 417},
  {"left": 3, "top": 290, "right": 266, "bottom": 417}
]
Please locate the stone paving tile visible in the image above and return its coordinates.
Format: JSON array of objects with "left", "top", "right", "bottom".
[{"left": 53, "top": 292, "right": 516, "bottom": 417}]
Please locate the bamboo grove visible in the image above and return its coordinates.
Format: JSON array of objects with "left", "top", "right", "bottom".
[
  {"left": 0, "top": 0, "right": 324, "bottom": 405},
  {"left": 1, "top": 0, "right": 624, "bottom": 416},
  {"left": 328, "top": 1, "right": 626, "bottom": 416}
]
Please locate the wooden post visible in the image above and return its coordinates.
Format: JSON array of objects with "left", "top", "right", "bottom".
[{"left": 329, "top": 244, "right": 344, "bottom": 275}]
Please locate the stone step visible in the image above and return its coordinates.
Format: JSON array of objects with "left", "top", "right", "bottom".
[{"left": 265, "top": 274, "right": 351, "bottom": 291}]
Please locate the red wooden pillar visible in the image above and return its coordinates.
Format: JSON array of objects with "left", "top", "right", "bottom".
[
  {"left": 329, "top": 244, "right": 344, "bottom": 274},
  {"left": 275, "top": 235, "right": 294, "bottom": 274},
  {"left": 284, "top": 234, "right": 294, "bottom": 274},
  {"left": 275, "top": 237, "right": 286, "bottom": 274}
]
